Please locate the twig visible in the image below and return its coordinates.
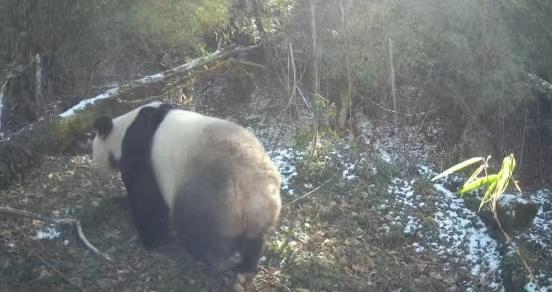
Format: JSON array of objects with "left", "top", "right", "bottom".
[
  {"left": 379, "top": 270, "right": 392, "bottom": 282},
  {"left": 33, "top": 253, "right": 86, "bottom": 292},
  {"left": 361, "top": 96, "right": 422, "bottom": 117},
  {"left": 285, "top": 179, "right": 333, "bottom": 206},
  {"left": 269, "top": 106, "right": 290, "bottom": 152},
  {"left": 295, "top": 84, "right": 310, "bottom": 109},
  {"left": 0, "top": 206, "right": 113, "bottom": 262}
]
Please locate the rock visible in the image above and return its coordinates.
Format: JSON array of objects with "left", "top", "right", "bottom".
[{"left": 496, "top": 194, "right": 538, "bottom": 233}]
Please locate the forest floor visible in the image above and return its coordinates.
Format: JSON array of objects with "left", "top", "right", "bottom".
[{"left": 1, "top": 71, "right": 551, "bottom": 292}]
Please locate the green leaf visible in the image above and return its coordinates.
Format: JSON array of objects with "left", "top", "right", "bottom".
[
  {"left": 495, "top": 154, "right": 516, "bottom": 199},
  {"left": 432, "top": 157, "right": 484, "bottom": 182},
  {"left": 465, "top": 164, "right": 486, "bottom": 185},
  {"left": 459, "top": 174, "right": 498, "bottom": 196},
  {"left": 479, "top": 180, "right": 497, "bottom": 211}
]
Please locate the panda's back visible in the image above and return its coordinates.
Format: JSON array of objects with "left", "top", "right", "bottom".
[
  {"left": 151, "top": 110, "right": 276, "bottom": 200},
  {"left": 151, "top": 109, "right": 281, "bottom": 237}
]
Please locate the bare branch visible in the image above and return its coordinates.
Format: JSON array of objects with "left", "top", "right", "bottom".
[
  {"left": 0, "top": 206, "right": 112, "bottom": 262},
  {"left": 285, "top": 179, "right": 333, "bottom": 206}
]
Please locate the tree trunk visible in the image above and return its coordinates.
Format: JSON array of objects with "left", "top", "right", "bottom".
[
  {"left": 337, "top": 0, "right": 352, "bottom": 130},
  {"left": 310, "top": 0, "right": 319, "bottom": 97},
  {"left": 251, "top": 0, "right": 270, "bottom": 64}
]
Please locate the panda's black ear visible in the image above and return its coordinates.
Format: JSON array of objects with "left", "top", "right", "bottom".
[{"left": 93, "top": 116, "right": 113, "bottom": 139}]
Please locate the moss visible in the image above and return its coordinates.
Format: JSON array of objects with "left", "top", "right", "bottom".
[{"left": 53, "top": 99, "right": 140, "bottom": 151}]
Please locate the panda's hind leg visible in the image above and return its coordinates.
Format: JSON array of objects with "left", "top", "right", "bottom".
[
  {"left": 173, "top": 176, "right": 235, "bottom": 271},
  {"left": 233, "top": 235, "right": 264, "bottom": 273}
]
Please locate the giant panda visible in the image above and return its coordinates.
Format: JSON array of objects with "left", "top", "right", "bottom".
[{"left": 91, "top": 101, "right": 281, "bottom": 273}]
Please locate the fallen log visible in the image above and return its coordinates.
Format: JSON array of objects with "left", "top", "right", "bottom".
[{"left": 0, "top": 45, "right": 258, "bottom": 189}]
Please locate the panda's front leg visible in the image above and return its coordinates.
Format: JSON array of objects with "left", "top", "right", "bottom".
[
  {"left": 122, "top": 170, "right": 170, "bottom": 249},
  {"left": 131, "top": 202, "right": 170, "bottom": 249}
]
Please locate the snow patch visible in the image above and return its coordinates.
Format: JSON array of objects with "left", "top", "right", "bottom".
[
  {"left": 520, "top": 189, "right": 552, "bottom": 251},
  {"left": 342, "top": 162, "right": 357, "bottom": 181},
  {"left": 173, "top": 49, "right": 221, "bottom": 72},
  {"left": 59, "top": 87, "right": 119, "bottom": 117},
  {"left": 412, "top": 242, "right": 425, "bottom": 253},
  {"left": 524, "top": 281, "right": 551, "bottom": 292},
  {"left": 35, "top": 224, "right": 61, "bottom": 240},
  {"left": 529, "top": 73, "right": 552, "bottom": 92},
  {"left": 514, "top": 188, "right": 552, "bottom": 288},
  {"left": 137, "top": 72, "right": 164, "bottom": 83},
  {"left": 379, "top": 148, "right": 393, "bottom": 163},
  {"left": 388, "top": 178, "right": 417, "bottom": 208},
  {"left": 417, "top": 164, "right": 435, "bottom": 178},
  {"left": 386, "top": 166, "right": 502, "bottom": 289},
  {"left": 270, "top": 148, "right": 303, "bottom": 195},
  {"left": 433, "top": 184, "right": 501, "bottom": 281},
  {"left": 404, "top": 216, "right": 422, "bottom": 235}
]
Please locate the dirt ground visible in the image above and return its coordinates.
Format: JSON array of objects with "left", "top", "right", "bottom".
[{"left": 0, "top": 152, "right": 461, "bottom": 292}]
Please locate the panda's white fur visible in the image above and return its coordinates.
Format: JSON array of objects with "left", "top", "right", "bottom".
[{"left": 92, "top": 101, "right": 281, "bottom": 273}]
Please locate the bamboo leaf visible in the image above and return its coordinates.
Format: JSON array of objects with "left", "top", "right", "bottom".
[
  {"left": 479, "top": 181, "right": 497, "bottom": 211},
  {"left": 459, "top": 174, "right": 498, "bottom": 196},
  {"left": 465, "top": 164, "right": 486, "bottom": 185},
  {"left": 495, "top": 155, "right": 515, "bottom": 198},
  {"left": 431, "top": 157, "right": 484, "bottom": 182}
]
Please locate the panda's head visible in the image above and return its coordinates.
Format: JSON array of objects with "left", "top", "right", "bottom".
[{"left": 91, "top": 101, "right": 164, "bottom": 172}]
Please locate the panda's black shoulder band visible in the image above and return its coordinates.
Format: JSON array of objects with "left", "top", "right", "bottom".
[{"left": 93, "top": 116, "right": 113, "bottom": 139}]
